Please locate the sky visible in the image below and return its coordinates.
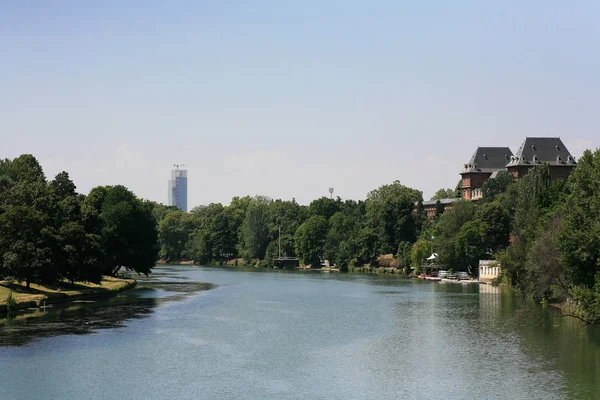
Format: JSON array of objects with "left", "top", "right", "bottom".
[{"left": 1, "top": 1, "right": 599, "bottom": 208}]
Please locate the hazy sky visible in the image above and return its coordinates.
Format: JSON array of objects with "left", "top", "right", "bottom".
[{"left": 2, "top": 1, "right": 599, "bottom": 207}]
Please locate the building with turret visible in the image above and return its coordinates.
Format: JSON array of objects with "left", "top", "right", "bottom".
[
  {"left": 459, "top": 138, "right": 576, "bottom": 201},
  {"left": 506, "top": 137, "right": 576, "bottom": 180},
  {"left": 460, "top": 147, "right": 513, "bottom": 200}
]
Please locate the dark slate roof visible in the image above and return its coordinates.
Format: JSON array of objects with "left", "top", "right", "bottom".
[
  {"left": 421, "top": 198, "right": 461, "bottom": 207},
  {"left": 461, "top": 147, "right": 513, "bottom": 174},
  {"left": 506, "top": 137, "right": 576, "bottom": 167}
]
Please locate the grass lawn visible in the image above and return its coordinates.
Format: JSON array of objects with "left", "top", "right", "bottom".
[{"left": 0, "top": 276, "right": 136, "bottom": 307}]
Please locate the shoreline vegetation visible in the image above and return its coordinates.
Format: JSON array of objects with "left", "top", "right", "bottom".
[
  {"left": 157, "top": 254, "right": 406, "bottom": 274},
  {"left": 0, "top": 276, "right": 136, "bottom": 315},
  {"left": 4, "top": 151, "right": 600, "bottom": 324}
]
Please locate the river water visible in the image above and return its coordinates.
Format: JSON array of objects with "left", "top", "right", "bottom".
[{"left": 1, "top": 265, "right": 599, "bottom": 400}]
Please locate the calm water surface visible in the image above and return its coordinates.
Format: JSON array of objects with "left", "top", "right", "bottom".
[{"left": 1, "top": 266, "right": 599, "bottom": 400}]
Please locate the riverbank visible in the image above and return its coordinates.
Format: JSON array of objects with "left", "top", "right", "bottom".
[
  {"left": 0, "top": 276, "right": 136, "bottom": 315},
  {"left": 156, "top": 259, "right": 195, "bottom": 266}
]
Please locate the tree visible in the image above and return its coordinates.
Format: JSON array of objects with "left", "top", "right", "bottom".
[
  {"left": 158, "top": 211, "right": 194, "bottom": 261},
  {"left": 474, "top": 202, "right": 511, "bottom": 253},
  {"left": 308, "top": 197, "right": 341, "bottom": 220},
  {"left": 0, "top": 154, "right": 45, "bottom": 185},
  {"left": 481, "top": 172, "right": 514, "bottom": 201},
  {"left": 396, "top": 241, "right": 412, "bottom": 275},
  {"left": 324, "top": 211, "right": 361, "bottom": 265},
  {"left": 558, "top": 149, "right": 600, "bottom": 288},
  {"left": 0, "top": 205, "right": 52, "bottom": 288},
  {"left": 514, "top": 163, "right": 565, "bottom": 247},
  {"left": 49, "top": 172, "right": 103, "bottom": 284},
  {"left": 527, "top": 214, "right": 568, "bottom": 301},
  {"left": 455, "top": 180, "right": 463, "bottom": 198},
  {"left": 453, "top": 219, "right": 490, "bottom": 273},
  {"left": 85, "top": 185, "right": 158, "bottom": 276},
  {"left": 353, "top": 227, "right": 379, "bottom": 266},
  {"left": 431, "top": 188, "right": 457, "bottom": 201},
  {"left": 433, "top": 201, "right": 476, "bottom": 267},
  {"left": 414, "top": 198, "right": 427, "bottom": 238},
  {"left": 267, "top": 199, "right": 307, "bottom": 247},
  {"left": 240, "top": 196, "right": 272, "bottom": 260},
  {"left": 365, "top": 181, "right": 422, "bottom": 254},
  {"left": 434, "top": 200, "right": 444, "bottom": 220},
  {"left": 411, "top": 239, "right": 431, "bottom": 273},
  {"left": 294, "top": 216, "right": 328, "bottom": 266}
]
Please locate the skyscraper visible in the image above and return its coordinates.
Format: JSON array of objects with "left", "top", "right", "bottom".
[{"left": 168, "top": 168, "right": 188, "bottom": 212}]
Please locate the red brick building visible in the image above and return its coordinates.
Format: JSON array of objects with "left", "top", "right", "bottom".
[
  {"left": 460, "top": 147, "right": 513, "bottom": 200},
  {"left": 422, "top": 198, "right": 460, "bottom": 220}
]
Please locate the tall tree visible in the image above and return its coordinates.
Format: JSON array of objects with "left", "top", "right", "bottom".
[
  {"left": 365, "top": 181, "right": 422, "bottom": 254},
  {"left": 158, "top": 211, "right": 195, "bottom": 261},
  {"left": 294, "top": 215, "right": 328, "bottom": 266},
  {"left": 433, "top": 200, "right": 476, "bottom": 267},
  {"left": 558, "top": 149, "right": 600, "bottom": 288},
  {"left": 0, "top": 205, "right": 52, "bottom": 288},
  {"left": 308, "top": 197, "right": 341, "bottom": 220},
  {"left": 85, "top": 185, "right": 158, "bottom": 276},
  {"left": 240, "top": 196, "right": 272, "bottom": 260},
  {"left": 481, "top": 172, "right": 515, "bottom": 201}
]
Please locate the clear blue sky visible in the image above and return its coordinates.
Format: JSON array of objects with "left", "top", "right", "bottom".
[{"left": 2, "top": 1, "right": 599, "bottom": 207}]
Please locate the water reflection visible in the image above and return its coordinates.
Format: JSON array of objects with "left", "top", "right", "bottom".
[{"left": 0, "top": 280, "right": 214, "bottom": 347}]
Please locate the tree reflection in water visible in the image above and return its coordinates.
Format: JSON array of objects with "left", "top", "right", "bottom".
[{"left": 0, "top": 280, "right": 214, "bottom": 347}]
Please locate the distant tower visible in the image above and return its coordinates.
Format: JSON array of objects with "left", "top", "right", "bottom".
[
  {"left": 168, "top": 164, "right": 188, "bottom": 212},
  {"left": 329, "top": 187, "right": 334, "bottom": 199}
]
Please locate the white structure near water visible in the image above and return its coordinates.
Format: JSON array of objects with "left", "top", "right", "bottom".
[{"left": 479, "top": 260, "right": 500, "bottom": 282}]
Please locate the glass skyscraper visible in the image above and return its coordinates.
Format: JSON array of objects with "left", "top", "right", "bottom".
[{"left": 168, "top": 169, "right": 188, "bottom": 212}]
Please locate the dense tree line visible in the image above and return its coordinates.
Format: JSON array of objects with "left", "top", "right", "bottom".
[
  {"left": 0, "top": 155, "right": 158, "bottom": 288},
  {"left": 421, "top": 150, "right": 600, "bottom": 323},
  {"left": 156, "top": 180, "right": 422, "bottom": 270}
]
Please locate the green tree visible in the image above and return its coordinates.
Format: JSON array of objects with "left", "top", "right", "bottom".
[
  {"left": 0, "top": 205, "right": 52, "bottom": 288},
  {"left": 294, "top": 215, "right": 328, "bottom": 266},
  {"left": 434, "top": 200, "right": 444, "bottom": 220},
  {"left": 558, "top": 149, "right": 600, "bottom": 288},
  {"left": 453, "top": 219, "right": 490, "bottom": 272},
  {"left": 514, "top": 163, "right": 565, "bottom": 246},
  {"left": 411, "top": 239, "right": 431, "bottom": 273},
  {"left": 481, "top": 172, "right": 515, "bottom": 201},
  {"left": 0, "top": 154, "right": 46, "bottom": 185},
  {"left": 240, "top": 196, "right": 272, "bottom": 260},
  {"left": 365, "top": 181, "right": 422, "bottom": 254},
  {"left": 49, "top": 172, "right": 103, "bottom": 284},
  {"left": 353, "top": 227, "right": 379, "bottom": 266},
  {"left": 85, "top": 185, "right": 158, "bottom": 276},
  {"left": 433, "top": 201, "right": 476, "bottom": 267},
  {"left": 396, "top": 241, "right": 412, "bottom": 275},
  {"left": 527, "top": 214, "right": 568, "bottom": 301},
  {"left": 308, "top": 197, "right": 341, "bottom": 220},
  {"left": 431, "top": 188, "right": 457, "bottom": 201},
  {"left": 324, "top": 211, "right": 361, "bottom": 265},
  {"left": 474, "top": 202, "right": 511, "bottom": 253},
  {"left": 158, "top": 211, "right": 195, "bottom": 261}
]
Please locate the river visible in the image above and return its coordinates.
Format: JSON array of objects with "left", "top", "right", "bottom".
[{"left": 1, "top": 265, "right": 599, "bottom": 399}]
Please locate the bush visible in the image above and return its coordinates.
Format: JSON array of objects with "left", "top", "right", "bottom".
[{"left": 570, "top": 279, "right": 600, "bottom": 324}]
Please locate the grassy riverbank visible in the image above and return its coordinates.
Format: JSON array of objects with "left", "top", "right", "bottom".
[{"left": 0, "top": 276, "right": 136, "bottom": 315}]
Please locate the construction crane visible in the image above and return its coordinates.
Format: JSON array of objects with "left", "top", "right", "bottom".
[{"left": 173, "top": 164, "right": 188, "bottom": 170}]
